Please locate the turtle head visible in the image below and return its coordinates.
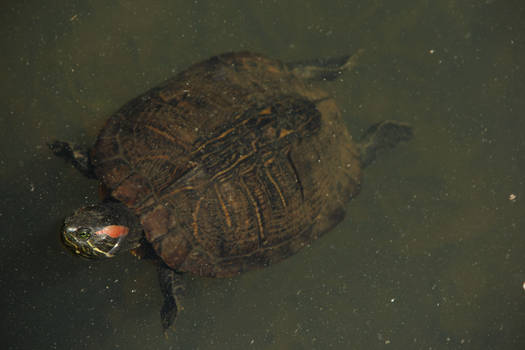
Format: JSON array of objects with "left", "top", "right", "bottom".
[{"left": 61, "top": 202, "right": 142, "bottom": 259}]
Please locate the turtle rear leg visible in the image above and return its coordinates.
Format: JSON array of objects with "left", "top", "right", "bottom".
[
  {"left": 358, "top": 121, "right": 413, "bottom": 168},
  {"left": 157, "top": 265, "right": 185, "bottom": 333},
  {"left": 287, "top": 48, "right": 365, "bottom": 81},
  {"left": 48, "top": 140, "right": 96, "bottom": 178}
]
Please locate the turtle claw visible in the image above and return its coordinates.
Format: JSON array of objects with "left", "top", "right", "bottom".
[
  {"left": 160, "top": 293, "right": 178, "bottom": 332},
  {"left": 48, "top": 140, "right": 74, "bottom": 158}
]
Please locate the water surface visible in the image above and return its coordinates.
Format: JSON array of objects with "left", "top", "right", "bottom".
[{"left": 2, "top": 1, "right": 524, "bottom": 349}]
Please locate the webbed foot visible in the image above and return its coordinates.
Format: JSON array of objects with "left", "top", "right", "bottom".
[
  {"left": 157, "top": 265, "right": 185, "bottom": 334},
  {"left": 48, "top": 140, "right": 95, "bottom": 178},
  {"left": 358, "top": 121, "right": 413, "bottom": 168},
  {"left": 287, "top": 48, "right": 365, "bottom": 81}
]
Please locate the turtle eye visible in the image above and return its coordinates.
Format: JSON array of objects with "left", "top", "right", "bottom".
[{"left": 76, "top": 227, "right": 92, "bottom": 240}]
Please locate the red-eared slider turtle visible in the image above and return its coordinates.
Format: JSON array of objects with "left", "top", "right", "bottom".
[{"left": 50, "top": 51, "right": 412, "bottom": 331}]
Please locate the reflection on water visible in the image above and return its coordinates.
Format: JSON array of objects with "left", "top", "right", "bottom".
[{"left": 2, "top": 0, "right": 525, "bottom": 349}]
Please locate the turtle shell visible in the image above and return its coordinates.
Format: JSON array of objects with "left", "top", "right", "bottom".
[{"left": 91, "top": 52, "right": 362, "bottom": 277}]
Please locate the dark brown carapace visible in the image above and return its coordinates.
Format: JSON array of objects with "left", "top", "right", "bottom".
[{"left": 91, "top": 52, "right": 362, "bottom": 277}]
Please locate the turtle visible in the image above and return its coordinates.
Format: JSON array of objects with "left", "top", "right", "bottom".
[{"left": 50, "top": 50, "right": 412, "bottom": 332}]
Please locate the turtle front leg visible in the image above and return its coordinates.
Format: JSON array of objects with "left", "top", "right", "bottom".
[
  {"left": 157, "top": 264, "right": 185, "bottom": 333},
  {"left": 287, "top": 48, "right": 365, "bottom": 81},
  {"left": 48, "top": 140, "right": 96, "bottom": 178}
]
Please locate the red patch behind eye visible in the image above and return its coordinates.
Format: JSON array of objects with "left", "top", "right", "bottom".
[{"left": 95, "top": 225, "right": 129, "bottom": 238}]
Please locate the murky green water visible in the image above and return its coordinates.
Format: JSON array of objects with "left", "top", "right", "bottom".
[{"left": 2, "top": 1, "right": 524, "bottom": 349}]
